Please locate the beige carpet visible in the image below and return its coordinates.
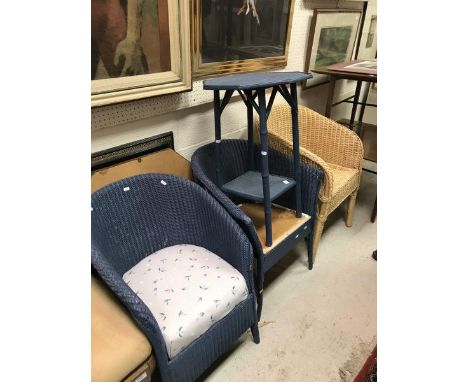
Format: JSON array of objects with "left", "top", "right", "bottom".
[{"left": 200, "top": 170, "right": 377, "bottom": 382}]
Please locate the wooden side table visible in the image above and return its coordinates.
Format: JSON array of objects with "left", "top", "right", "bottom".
[{"left": 311, "top": 65, "right": 377, "bottom": 130}]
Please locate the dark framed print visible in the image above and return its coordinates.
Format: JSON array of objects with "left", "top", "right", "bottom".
[
  {"left": 192, "top": 0, "right": 295, "bottom": 79},
  {"left": 303, "top": 9, "right": 362, "bottom": 89},
  {"left": 91, "top": 0, "right": 191, "bottom": 107}
]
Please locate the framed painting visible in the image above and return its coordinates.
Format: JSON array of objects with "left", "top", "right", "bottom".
[
  {"left": 192, "top": 0, "right": 295, "bottom": 79},
  {"left": 91, "top": 0, "right": 191, "bottom": 107},
  {"left": 303, "top": 9, "right": 362, "bottom": 89},
  {"left": 366, "top": 15, "right": 377, "bottom": 49}
]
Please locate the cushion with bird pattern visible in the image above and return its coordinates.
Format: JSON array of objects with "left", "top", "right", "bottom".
[{"left": 123, "top": 244, "right": 249, "bottom": 358}]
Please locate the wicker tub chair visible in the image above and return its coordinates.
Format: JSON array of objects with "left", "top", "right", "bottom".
[
  {"left": 259, "top": 104, "right": 364, "bottom": 260},
  {"left": 92, "top": 174, "right": 259, "bottom": 382},
  {"left": 191, "top": 139, "right": 323, "bottom": 318}
]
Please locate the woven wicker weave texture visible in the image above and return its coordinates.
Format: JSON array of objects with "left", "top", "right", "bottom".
[
  {"left": 91, "top": 174, "right": 259, "bottom": 382},
  {"left": 191, "top": 139, "right": 323, "bottom": 317},
  {"left": 257, "top": 104, "right": 364, "bottom": 260}
]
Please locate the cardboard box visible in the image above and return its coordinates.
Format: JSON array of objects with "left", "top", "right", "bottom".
[
  {"left": 92, "top": 148, "right": 192, "bottom": 193},
  {"left": 92, "top": 276, "right": 155, "bottom": 382}
]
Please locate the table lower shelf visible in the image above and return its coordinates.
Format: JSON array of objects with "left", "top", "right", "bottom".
[
  {"left": 239, "top": 202, "right": 311, "bottom": 255},
  {"left": 222, "top": 171, "right": 296, "bottom": 203}
]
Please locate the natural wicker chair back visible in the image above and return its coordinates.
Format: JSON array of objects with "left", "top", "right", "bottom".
[{"left": 257, "top": 104, "right": 364, "bottom": 261}]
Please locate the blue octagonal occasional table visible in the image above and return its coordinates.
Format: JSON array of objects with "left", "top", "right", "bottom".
[{"left": 203, "top": 71, "right": 312, "bottom": 248}]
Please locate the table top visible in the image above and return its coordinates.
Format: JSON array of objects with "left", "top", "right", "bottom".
[
  {"left": 312, "top": 65, "right": 377, "bottom": 82},
  {"left": 203, "top": 71, "right": 312, "bottom": 90}
]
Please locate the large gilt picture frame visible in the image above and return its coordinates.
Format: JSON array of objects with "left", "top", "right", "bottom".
[
  {"left": 192, "top": 0, "right": 295, "bottom": 79},
  {"left": 303, "top": 9, "right": 362, "bottom": 89},
  {"left": 91, "top": 0, "right": 191, "bottom": 107}
]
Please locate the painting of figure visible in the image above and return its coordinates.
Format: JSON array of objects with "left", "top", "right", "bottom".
[{"left": 91, "top": 0, "right": 171, "bottom": 80}]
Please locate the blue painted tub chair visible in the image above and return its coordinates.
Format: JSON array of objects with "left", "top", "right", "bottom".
[{"left": 91, "top": 173, "right": 259, "bottom": 382}]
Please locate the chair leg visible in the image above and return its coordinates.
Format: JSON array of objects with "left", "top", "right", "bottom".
[
  {"left": 306, "top": 232, "right": 314, "bottom": 270},
  {"left": 251, "top": 323, "right": 260, "bottom": 344},
  {"left": 371, "top": 196, "right": 377, "bottom": 223},
  {"left": 256, "top": 292, "right": 263, "bottom": 321},
  {"left": 312, "top": 216, "right": 325, "bottom": 263},
  {"left": 346, "top": 190, "right": 358, "bottom": 227}
]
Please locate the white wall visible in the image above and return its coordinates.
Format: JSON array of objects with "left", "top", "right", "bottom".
[{"left": 92, "top": 0, "right": 377, "bottom": 159}]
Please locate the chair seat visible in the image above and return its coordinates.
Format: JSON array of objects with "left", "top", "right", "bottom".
[
  {"left": 328, "top": 164, "right": 360, "bottom": 212},
  {"left": 123, "top": 244, "right": 249, "bottom": 359}
]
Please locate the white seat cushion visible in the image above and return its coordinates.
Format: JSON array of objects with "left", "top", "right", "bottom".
[{"left": 123, "top": 244, "right": 249, "bottom": 359}]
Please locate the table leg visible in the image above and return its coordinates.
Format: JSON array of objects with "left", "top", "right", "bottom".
[
  {"left": 258, "top": 89, "right": 272, "bottom": 247},
  {"left": 356, "top": 81, "right": 371, "bottom": 137},
  {"left": 290, "top": 82, "right": 302, "bottom": 218},
  {"left": 349, "top": 81, "right": 362, "bottom": 130},
  {"left": 246, "top": 90, "right": 255, "bottom": 171},
  {"left": 213, "top": 90, "right": 223, "bottom": 187},
  {"left": 325, "top": 76, "right": 336, "bottom": 118}
]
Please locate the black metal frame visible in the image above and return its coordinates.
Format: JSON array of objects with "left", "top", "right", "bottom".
[
  {"left": 91, "top": 132, "right": 174, "bottom": 171},
  {"left": 212, "top": 82, "right": 303, "bottom": 247}
]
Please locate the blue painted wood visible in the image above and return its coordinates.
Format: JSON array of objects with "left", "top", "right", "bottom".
[
  {"left": 258, "top": 89, "right": 273, "bottom": 246},
  {"left": 266, "top": 87, "right": 278, "bottom": 119},
  {"left": 205, "top": 70, "right": 310, "bottom": 253},
  {"left": 203, "top": 71, "right": 312, "bottom": 90},
  {"left": 290, "top": 82, "right": 302, "bottom": 217},
  {"left": 220, "top": 90, "right": 234, "bottom": 112},
  {"left": 191, "top": 139, "right": 324, "bottom": 319},
  {"left": 246, "top": 90, "right": 255, "bottom": 170},
  {"left": 263, "top": 219, "right": 313, "bottom": 272},
  {"left": 221, "top": 171, "right": 296, "bottom": 202},
  {"left": 277, "top": 84, "right": 296, "bottom": 110},
  {"left": 213, "top": 90, "right": 223, "bottom": 186}
]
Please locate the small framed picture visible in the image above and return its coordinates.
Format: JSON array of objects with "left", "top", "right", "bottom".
[{"left": 303, "top": 9, "right": 362, "bottom": 89}]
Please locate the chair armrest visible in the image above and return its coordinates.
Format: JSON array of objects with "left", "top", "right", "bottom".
[
  {"left": 267, "top": 129, "right": 333, "bottom": 202},
  {"left": 265, "top": 147, "right": 323, "bottom": 218},
  {"left": 297, "top": 106, "right": 364, "bottom": 169},
  {"left": 192, "top": 187, "right": 255, "bottom": 287},
  {"left": 91, "top": 246, "right": 170, "bottom": 371},
  {"left": 265, "top": 104, "right": 364, "bottom": 171}
]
